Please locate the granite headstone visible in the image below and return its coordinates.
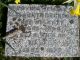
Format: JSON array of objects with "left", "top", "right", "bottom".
[{"left": 5, "top": 4, "right": 79, "bottom": 57}]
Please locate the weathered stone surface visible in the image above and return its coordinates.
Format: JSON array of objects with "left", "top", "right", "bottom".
[{"left": 5, "top": 4, "right": 79, "bottom": 57}]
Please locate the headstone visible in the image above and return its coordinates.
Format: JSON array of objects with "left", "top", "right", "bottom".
[{"left": 5, "top": 4, "right": 79, "bottom": 57}]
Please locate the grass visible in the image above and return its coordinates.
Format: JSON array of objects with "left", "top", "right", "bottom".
[{"left": 0, "top": 0, "right": 80, "bottom": 60}]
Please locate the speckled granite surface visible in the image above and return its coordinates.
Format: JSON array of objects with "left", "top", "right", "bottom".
[{"left": 5, "top": 4, "right": 79, "bottom": 57}]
